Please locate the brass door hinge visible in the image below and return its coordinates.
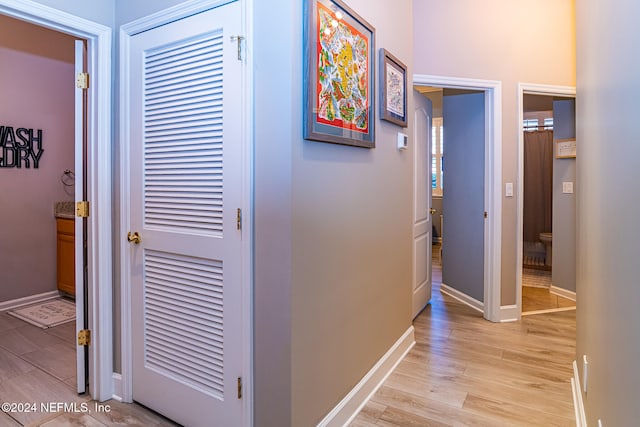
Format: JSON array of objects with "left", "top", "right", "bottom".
[
  {"left": 230, "top": 35, "right": 245, "bottom": 61},
  {"left": 236, "top": 208, "right": 242, "bottom": 231},
  {"left": 76, "top": 201, "right": 90, "bottom": 218},
  {"left": 78, "top": 329, "right": 91, "bottom": 346},
  {"left": 237, "top": 377, "right": 242, "bottom": 399},
  {"left": 76, "top": 72, "right": 89, "bottom": 89}
]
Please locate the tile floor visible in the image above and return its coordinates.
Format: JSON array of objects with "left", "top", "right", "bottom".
[{"left": 0, "top": 310, "right": 178, "bottom": 426}]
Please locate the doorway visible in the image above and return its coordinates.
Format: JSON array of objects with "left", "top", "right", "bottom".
[
  {"left": 0, "top": 0, "right": 113, "bottom": 401},
  {"left": 413, "top": 75, "right": 502, "bottom": 322},
  {"left": 517, "top": 84, "right": 576, "bottom": 316}
]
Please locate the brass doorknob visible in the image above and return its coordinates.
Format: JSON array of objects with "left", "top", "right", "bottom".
[
  {"left": 127, "top": 231, "right": 141, "bottom": 244},
  {"left": 429, "top": 208, "right": 437, "bottom": 215}
]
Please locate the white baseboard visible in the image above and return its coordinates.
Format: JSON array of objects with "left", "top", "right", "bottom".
[
  {"left": 499, "top": 304, "right": 519, "bottom": 322},
  {"left": 550, "top": 285, "right": 576, "bottom": 301},
  {"left": 0, "top": 290, "right": 60, "bottom": 312},
  {"left": 317, "top": 326, "right": 416, "bottom": 427},
  {"left": 439, "top": 283, "right": 484, "bottom": 314},
  {"left": 572, "top": 360, "right": 586, "bottom": 427},
  {"left": 111, "top": 373, "right": 123, "bottom": 402}
]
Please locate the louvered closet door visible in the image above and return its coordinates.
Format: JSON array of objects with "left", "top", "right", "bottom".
[{"left": 128, "top": 3, "right": 243, "bottom": 427}]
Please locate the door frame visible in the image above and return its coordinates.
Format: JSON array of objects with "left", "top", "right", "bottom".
[
  {"left": 118, "top": 0, "right": 254, "bottom": 425},
  {"left": 516, "top": 83, "right": 576, "bottom": 317},
  {"left": 413, "top": 74, "right": 502, "bottom": 322},
  {"left": 0, "top": 0, "right": 114, "bottom": 401}
]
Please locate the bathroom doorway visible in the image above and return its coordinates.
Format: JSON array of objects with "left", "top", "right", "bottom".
[{"left": 517, "top": 85, "right": 577, "bottom": 315}]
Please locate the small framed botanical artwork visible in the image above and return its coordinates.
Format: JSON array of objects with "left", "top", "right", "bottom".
[
  {"left": 379, "top": 48, "right": 407, "bottom": 127},
  {"left": 303, "top": 0, "right": 376, "bottom": 148}
]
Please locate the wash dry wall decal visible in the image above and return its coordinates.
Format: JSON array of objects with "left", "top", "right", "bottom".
[{"left": 0, "top": 125, "right": 44, "bottom": 168}]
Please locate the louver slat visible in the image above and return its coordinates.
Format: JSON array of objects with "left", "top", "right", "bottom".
[
  {"left": 144, "top": 250, "right": 225, "bottom": 399},
  {"left": 143, "top": 31, "right": 224, "bottom": 236}
]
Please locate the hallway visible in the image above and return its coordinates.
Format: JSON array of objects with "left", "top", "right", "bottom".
[{"left": 351, "top": 261, "right": 576, "bottom": 426}]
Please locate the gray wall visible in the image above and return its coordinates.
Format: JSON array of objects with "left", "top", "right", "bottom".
[
  {"left": 552, "top": 99, "right": 576, "bottom": 292},
  {"left": 30, "top": 0, "right": 115, "bottom": 27},
  {"left": 442, "top": 93, "right": 485, "bottom": 303},
  {"left": 577, "top": 0, "right": 640, "bottom": 424},
  {"left": 253, "top": 0, "right": 294, "bottom": 425},
  {"left": 290, "top": 0, "right": 414, "bottom": 424}
]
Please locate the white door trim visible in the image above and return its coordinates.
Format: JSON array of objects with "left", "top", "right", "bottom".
[
  {"left": 119, "top": 1, "right": 254, "bottom": 425},
  {"left": 516, "top": 83, "right": 576, "bottom": 318},
  {"left": 0, "top": 0, "right": 113, "bottom": 401},
  {"left": 413, "top": 74, "right": 502, "bottom": 322}
]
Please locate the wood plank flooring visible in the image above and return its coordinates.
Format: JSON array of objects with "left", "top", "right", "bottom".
[
  {"left": 350, "top": 260, "right": 576, "bottom": 427},
  {"left": 521, "top": 267, "right": 576, "bottom": 313}
]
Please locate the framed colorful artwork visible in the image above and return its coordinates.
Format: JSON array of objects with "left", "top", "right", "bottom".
[
  {"left": 379, "top": 49, "right": 407, "bottom": 127},
  {"left": 303, "top": 0, "right": 376, "bottom": 148}
]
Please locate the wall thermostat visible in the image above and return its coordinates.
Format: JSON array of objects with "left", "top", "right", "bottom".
[{"left": 397, "top": 132, "right": 408, "bottom": 150}]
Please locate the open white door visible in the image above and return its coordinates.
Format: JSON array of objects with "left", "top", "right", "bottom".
[
  {"left": 127, "top": 3, "right": 245, "bottom": 426},
  {"left": 412, "top": 91, "right": 433, "bottom": 318},
  {"left": 74, "top": 39, "right": 87, "bottom": 395}
]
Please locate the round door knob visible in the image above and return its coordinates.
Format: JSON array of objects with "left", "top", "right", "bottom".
[
  {"left": 429, "top": 208, "right": 437, "bottom": 215},
  {"left": 127, "top": 231, "right": 141, "bottom": 244}
]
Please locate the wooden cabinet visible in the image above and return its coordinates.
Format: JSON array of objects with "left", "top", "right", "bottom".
[{"left": 56, "top": 218, "right": 75, "bottom": 297}]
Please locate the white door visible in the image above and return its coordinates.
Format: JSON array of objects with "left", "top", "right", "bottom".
[
  {"left": 74, "top": 39, "right": 87, "bottom": 394},
  {"left": 127, "top": 3, "right": 244, "bottom": 426},
  {"left": 412, "top": 91, "right": 433, "bottom": 318}
]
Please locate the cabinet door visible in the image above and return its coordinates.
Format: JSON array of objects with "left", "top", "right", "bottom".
[{"left": 57, "top": 219, "right": 75, "bottom": 296}]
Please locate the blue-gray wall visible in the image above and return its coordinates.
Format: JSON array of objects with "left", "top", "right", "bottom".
[
  {"left": 552, "top": 99, "right": 576, "bottom": 292},
  {"left": 442, "top": 92, "right": 485, "bottom": 303}
]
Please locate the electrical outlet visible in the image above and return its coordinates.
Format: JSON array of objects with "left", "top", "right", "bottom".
[{"left": 583, "top": 355, "right": 588, "bottom": 393}]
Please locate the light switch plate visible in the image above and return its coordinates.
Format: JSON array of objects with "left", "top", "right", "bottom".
[
  {"left": 505, "top": 182, "right": 514, "bottom": 197},
  {"left": 563, "top": 182, "right": 574, "bottom": 194},
  {"left": 397, "top": 132, "right": 408, "bottom": 150}
]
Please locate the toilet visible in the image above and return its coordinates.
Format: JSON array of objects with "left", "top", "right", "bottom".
[{"left": 539, "top": 232, "right": 552, "bottom": 266}]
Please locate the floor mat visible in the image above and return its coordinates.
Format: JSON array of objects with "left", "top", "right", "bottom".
[{"left": 8, "top": 298, "right": 75, "bottom": 329}]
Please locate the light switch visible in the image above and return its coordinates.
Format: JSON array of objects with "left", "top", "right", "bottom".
[
  {"left": 563, "top": 182, "right": 574, "bottom": 194},
  {"left": 505, "top": 182, "right": 514, "bottom": 197},
  {"left": 397, "top": 132, "right": 408, "bottom": 150}
]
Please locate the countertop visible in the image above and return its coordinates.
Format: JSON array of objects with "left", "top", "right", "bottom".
[{"left": 54, "top": 201, "right": 75, "bottom": 219}]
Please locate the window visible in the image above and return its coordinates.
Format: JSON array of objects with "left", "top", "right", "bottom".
[
  {"left": 432, "top": 117, "right": 443, "bottom": 197},
  {"left": 523, "top": 118, "right": 540, "bottom": 131},
  {"left": 523, "top": 111, "right": 554, "bottom": 131}
]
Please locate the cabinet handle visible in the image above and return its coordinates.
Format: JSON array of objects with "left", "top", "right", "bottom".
[{"left": 127, "top": 231, "right": 141, "bottom": 244}]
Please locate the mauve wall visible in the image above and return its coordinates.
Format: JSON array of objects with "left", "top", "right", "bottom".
[{"left": 0, "top": 16, "right": 75, "bottom": 303}]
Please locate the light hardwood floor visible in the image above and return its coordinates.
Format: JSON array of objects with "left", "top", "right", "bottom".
[
  {"left": 0, "top": 309, "right": 178, "bottom": 427},
  {"left": 350, "top": 260, "right": 576, "bottom": 427},
  {"left": 522, "top": 267, "right": 576, "bottom": 313}
]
